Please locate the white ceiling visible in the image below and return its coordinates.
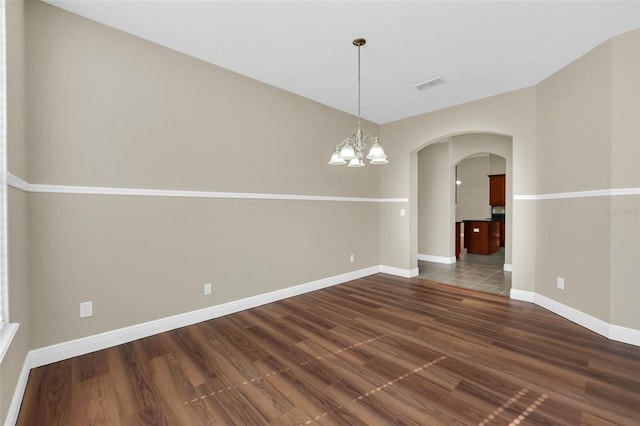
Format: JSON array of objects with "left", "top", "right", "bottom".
[{"left": 43, "top": 0, "right": 640, "bottom": 124}]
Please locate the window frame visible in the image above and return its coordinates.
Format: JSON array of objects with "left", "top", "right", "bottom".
[{"left": 0, "top": 0, "right": 18, "bottom": 365}]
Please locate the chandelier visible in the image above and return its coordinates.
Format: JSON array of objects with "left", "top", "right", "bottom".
[{"left": 329, "top": 38, "right": 388, "bottom": 167}]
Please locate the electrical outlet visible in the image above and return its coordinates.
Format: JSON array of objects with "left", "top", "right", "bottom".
[
  {"left": 557, "top": 277, "right": 565, "bottom": 290},
  {"left": 80, "top": 301, "right": 93, "bottom": 318},
  {"left": 350, "top": 254, "right": 355, "bottom": 263},
  {"left": 204, "top": 282, "right": 212, "bottom": 295},
  {"left": 400, "top": 209, "right": 406, "bottom": 217}
]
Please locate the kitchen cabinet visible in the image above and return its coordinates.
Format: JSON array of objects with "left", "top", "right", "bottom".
[
  {"left": 464, "top": 220, "right": 500, "bottom": 255},
  {"left": 489, "top": 174, "right": 506, "bottom": 206},
  {"left": 455, "top": 221, "right": 462, "bottom": 259}
]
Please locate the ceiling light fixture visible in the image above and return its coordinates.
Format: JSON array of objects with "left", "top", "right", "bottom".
[{"left": 329, "top": 38, "right": 388, "bottom": 167}]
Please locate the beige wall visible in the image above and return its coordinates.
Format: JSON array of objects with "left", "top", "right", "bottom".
[
  {"left": 455, "top": 151, "right": 508, "bottom": 223},
  {"left": 20, "top": 1, "right": 383, "bottom": 350},
  {"left": 1, "top": 0, "right": 30, "bottom": 423},
  {"left": 380, "top": 29, "right": 638, "bottom": 330},
  {"left": 535, "top": 37, "right": 611, "bottom": 319},
  {"left": 489, "top": 154, "right": 506, "bottom": 176},
  {"left": 1, "top": 2, "right": 638, "bottom": 423},
  {"left": 456, "top": 155, "right": 492, "bottom": 223},
  {"left": 1, "top": 189, "right": 29, "bottom": 423},
  {"left": 25, "top": 1, "right": 381, "bottom": 197},
  {"left": 609, "top": 30, "right": 640, "bottom": 329},
  {"left": 536, "top": 29, "right": 640, "bottom": 329},
  {"left": 417, "top": 142, "right": 451, "bottom": 258},
  {"left": 28, "top": 195, "right": 380, "bottom": 347}
]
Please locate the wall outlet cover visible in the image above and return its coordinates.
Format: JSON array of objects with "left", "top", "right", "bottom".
[{"left": 80, "top": 301, "right": 93, "bottom": 318}]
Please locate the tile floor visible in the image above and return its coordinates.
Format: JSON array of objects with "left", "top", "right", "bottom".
[{"left": 417, "top": 248, "right": 511, "bottom": 296}]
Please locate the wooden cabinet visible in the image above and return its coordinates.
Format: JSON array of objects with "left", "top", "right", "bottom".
[
  {"left": 455, "top": 222, "right": 462, "bottom": 259},
  {"left": 489, "top": 174, "right": 506, "bottom": 206},
  {"left": 464, "top": 221, "right": 500, "bottom": 255}
]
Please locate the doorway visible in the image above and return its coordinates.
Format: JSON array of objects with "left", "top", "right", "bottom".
[{"left": 415, "top": 133, "right": 512, "bottom": 295}]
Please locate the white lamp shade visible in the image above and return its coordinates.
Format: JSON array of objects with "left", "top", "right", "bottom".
[
  {"left": 348, "top": 158, "right": 364, "bottom": 167},
  {"left": 370, "top": 157, "right": 388, "bottom": 165},
  {"left": 339, "top": 143, "right": 356, "bottom": 160},
  {"left": 366, "top": 140, "right": 387, "bottom": 160},
  {"left": 328, "top": 147, "right": 347, "bottom": 165}
]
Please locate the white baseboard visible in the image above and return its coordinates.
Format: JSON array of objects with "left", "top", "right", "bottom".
[
  {"left": 379, "top": 265, "right": 419, "bottom": 278},
  {"left": 510, "top": 289, "right": 639, "bottom": 346},
  {"left": 609, "top": 324, "right": 640, "bottom": 346},
  {"left": 28, "top": 266, "right": 382, "bottom": 369},
  {"left": 503, "top": 263, "right": 512, "bottom": 272},
  {"left": 417, "top": 254, "right": 456, "bottom": 264},
  {"left": 509, "top": 288, "right": 534, "bottom": 302},
  {"left": 6, "top": 264, "right": 416, "bottom": 422},
  {"left": 25, "top": 264, "right": 418, "bottom": 369},
  {"left": 12, "top": 266, "right": 636, "bottom": 425},
  {"left": 5, "top": 356, "right": 31, "bottom": 426}
]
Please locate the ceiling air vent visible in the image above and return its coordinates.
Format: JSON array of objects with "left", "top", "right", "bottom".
[{"left": 415, "top": 77, "right": 444, "bottom": 91}]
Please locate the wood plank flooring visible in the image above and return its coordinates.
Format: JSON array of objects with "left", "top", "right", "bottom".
[{"left": 17, "top": 274, "right": 640, "bottom": 425}]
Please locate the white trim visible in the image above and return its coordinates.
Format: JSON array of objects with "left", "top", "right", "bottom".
[
  {"left": 5, "top": 354, "right": 30, "bottom": 426},
  {"left": 503, "top": 263, "right": 512, "bottom": 272},
  {"left": 0, "top": 321, "right": 17, "bottom": 363},
  {"left": 534, "top": 292, "right": 610, "bottom": 338},
  {"left": 514, "top": 187, "right": 640, "bottom": 201},
  {"left": 609, "top": 324, "right": 640, "bottom": 346},
  {"left": 510, "top": 289, "right": 639, "bottom": 346},
  {"left": 26, "top": 265, "right": 413, "bottom": 368},
  {"left": 6, "top": 173, "right": 27, "bottom": 191},
  {"left": 8, "top": 270, "right": 637, "bottom": 423},
  {"left": 417, "top": 254, "right": 456, "bottom": 264},
  {"left": 379, "top": 265, "right": 419, "bottom": 278},
  {"left": 6, "top": 173, "right": 408, "bottom": 204},
  {"left": 7, "top": 265, "right": 418, "bottom": 424},
  {"left": 509, "top": 288, "right": 535, "bottom": 303}
]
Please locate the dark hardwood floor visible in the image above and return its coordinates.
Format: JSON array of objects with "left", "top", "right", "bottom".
[{"left": 17, "top": 274, "right": 640, "bottom": 425}]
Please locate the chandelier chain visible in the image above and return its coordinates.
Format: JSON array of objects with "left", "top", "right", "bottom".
[{"left": 357, "top": 42, "right": 361, "bottom": 126}]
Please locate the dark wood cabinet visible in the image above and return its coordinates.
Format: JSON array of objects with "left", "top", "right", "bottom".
[
  {"left": 489, "top": 174, "right": 506, "bottom": 206},
  {"left": 464, "top": 220, "right": 500, "bottom": 255},
  {"left": 455, "top": 221, "right": 462, "bottom": 259}
]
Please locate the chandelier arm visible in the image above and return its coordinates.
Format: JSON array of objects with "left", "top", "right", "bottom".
[{"left": 362, "top": 134, "right": 375, "bottom": 144}]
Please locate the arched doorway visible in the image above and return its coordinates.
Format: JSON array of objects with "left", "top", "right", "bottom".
[{"left": 413, "top": 132, "right": 513, "bottom": 294}]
